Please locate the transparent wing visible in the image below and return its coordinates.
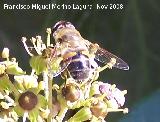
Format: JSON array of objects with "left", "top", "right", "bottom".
[
  {"left": 52, "top": 58, "right": 71, "bottom": 77},
  {"left": 47, "top": 46, "right": 72, "bottom": 77},
  {"left": 95, "top": 47, "right": 129, "bottom": 70}
]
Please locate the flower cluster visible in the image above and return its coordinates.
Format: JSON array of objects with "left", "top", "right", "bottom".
[{"left": 0, "top": 28, "right": 128, "bottom": 122}]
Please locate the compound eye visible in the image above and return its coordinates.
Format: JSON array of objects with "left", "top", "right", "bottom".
[
  {"left": 52, "top": 21, "right": 75, "bottom": 36},
  {"left": 53, "top": 21, "right": 66, "bottom": 32},
  {"left": 57, "top": 38, "right": 63, "bottom": 44}
]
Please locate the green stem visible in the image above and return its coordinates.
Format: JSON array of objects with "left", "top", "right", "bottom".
[{"left": 47, "top": 73, "right": 53, "bottom": 122}]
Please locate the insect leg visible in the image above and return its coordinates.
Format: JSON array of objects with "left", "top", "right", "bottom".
[{"left": 97, "top": 58, "right": 117, "bottom": 72}]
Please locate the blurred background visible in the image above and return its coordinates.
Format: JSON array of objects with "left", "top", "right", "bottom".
[{"left": 0, "top": 0, "right": 160, "bottom": 122}]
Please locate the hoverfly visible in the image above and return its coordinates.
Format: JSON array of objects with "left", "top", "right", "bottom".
[{"left": 50, "top": 21, "right": 129, "bottom": 83}]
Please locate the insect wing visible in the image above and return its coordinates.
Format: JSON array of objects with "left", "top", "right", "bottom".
[
  {"left": 52, "top": 59, "right": 71, "bottom": 77},
  {"left": 49, "top": 46, "right": 72, "bottom": 77},
  {"left": 95, "top": 47, "right": 129, "bottom": 70}
]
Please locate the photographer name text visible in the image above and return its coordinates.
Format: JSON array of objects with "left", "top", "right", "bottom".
[{"left": 3, "top": 3, "right": 124, "bottom": 10}]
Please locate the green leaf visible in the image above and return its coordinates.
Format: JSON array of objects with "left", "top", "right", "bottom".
[
  {"left": 14, "top": 105, "right": 24, "bottom": 116},
  {"left": 29, "top": 109, "right": 39, "bottom": 122},
  {"left": 0, "top": 75, "right": 12, "bottom": 90},
  {"left": 6, "top": 64, "right": 25, "bottom": 75},
  {"left": 37, "top": 95, "right": 47, "bottom": 108},
  {"left": 29, "top": 56, "right": 47, "bottom": 75},
  {"left": 68, "top": 107, "right": 92, "bottom": 122}
]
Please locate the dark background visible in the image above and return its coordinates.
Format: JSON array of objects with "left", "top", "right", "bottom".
[{"left": 0, "top": 0, "right": 160, "bottom": 122}]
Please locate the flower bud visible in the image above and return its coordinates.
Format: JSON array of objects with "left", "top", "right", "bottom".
[
  {"left": 2, "top": 48, "right": 9, "bottom": 59},
  {"left": 1, "top": 101, "right": 10, "bottom": 109},
  {"left": 52, "top": 97, "right": 61, "bottom": 117},
  {"left": 90, "top": 95, "right": 108, "bottom": 118},
  {"left": 0, "top": 64, "right": 6, "bottom": 75},
  {"left": 46, "top": 28, "right": 51, "bottom": 34},
  {"left": 62, "top": 83, "right": 80, "bottom": 102}
]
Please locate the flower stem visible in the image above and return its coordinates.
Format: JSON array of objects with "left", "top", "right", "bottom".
[
  {"left": 42, "top": 71, "right": 53, "bottom": 121},
  {"left": 43, "top": 72, "right": 49, "bottom": 101},
  {"left": 47, "top": 73, "right": 53, "bottom": 122}
]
